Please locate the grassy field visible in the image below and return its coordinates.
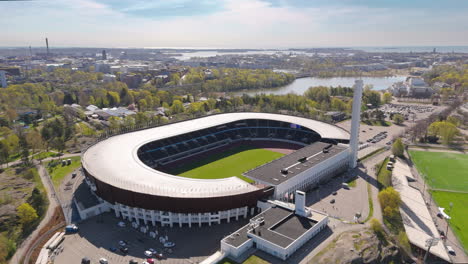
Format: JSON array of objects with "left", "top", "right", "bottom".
[
  {"left": 361, "top": 120, "right": 391, "bottom": 127},
  {"left": 409, "top": 151, "right": 468, "bottom": 191},
  {"left": 46, "top": 156, "right": 81, "bottom": 188},
  {"left": 218, "top": 255, "right": 270, "bottom": 264},
  {"left": 409, "top": 150, "right": 468, "bottom": 251},
  {"left": 431, "top": 191, "right": 468, "bottom": 250},
  {"left": 170, "top": 145, "right": 284, "bottom": 183}
]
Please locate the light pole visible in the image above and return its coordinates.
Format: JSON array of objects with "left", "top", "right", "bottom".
[
  {"left": 445, "top": 202, "right": 453, "bottom": 239},
  {"left": 424, "top": 237, "right": 439, "bottom": 264}
]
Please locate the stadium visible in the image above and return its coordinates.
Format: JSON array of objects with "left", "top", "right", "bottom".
[{"left": 81, "top": 112, "right": 353, "bottom": 227}]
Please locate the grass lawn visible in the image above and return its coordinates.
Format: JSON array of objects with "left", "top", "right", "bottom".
[
  {"left": 431, "top": 191, "right": 468, "bottom": 251},
  {"left": 409, "top": 151, "right": 468, "bottom": 192},
  {"left": 376, "top": 158, "right": 392, "bottom": 190},
  {"left": 170, "top": 145, "right": 284, "bottom": 183},
  {"left": 218, "top": 255, "right": 270, "bottom": 264},
  {"left": 46, "top": 156, "right": 81, "bottom": 188},
  {"left": 32, "top": 151, "right": 59, "bottom": 160},
  {"left": 361, "top": 120, "right": 391, "bottom": 127},
  {"left": 75, "top": 122, "right": 96, "bottom": 136}
]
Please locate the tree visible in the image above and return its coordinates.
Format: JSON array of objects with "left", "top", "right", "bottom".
[
  {"left": 370, "top": 218, "right": 383, "bottom": 234},
  {"left": 428, "top": 121, "right": 459, "bottom": 145},
  {"left": 26, "top": 130, "right": 44, "bottom": 155},
  {"left": 378, "top": 187, "right": 401, "bottom": 210},
  {"left": 138, "top": 99, "right": 147, "bottom": 112},
  {"left": 447, "top": 116, "right": 460, "bottom": 127},
  {"left": 170, "top": 99, "right": 184, "bottom": 114},
  {"left": 391, "top": 138, "right": 405, "bottom": 158},
  {"left": 17, "top": 203, "right": 38, "bottom": 226},
  {"left": 18, "top": 132, "right": 30, "bottom": 164},
  {"left": 392, "top": 114, "right": 404, "bottom": 125},
  {"left": 0, "top": 140, "right": 10, "bottom": 166},
  {"left": 383, "top": 92, "right": 392, "bottom": 104}
]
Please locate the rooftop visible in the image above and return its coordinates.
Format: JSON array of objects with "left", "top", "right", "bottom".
[
  {"left": 244, "top": 142, "right": 349, "bottom": 185},
  {"left": 83, "top": 113, "right": 349, "bottom": 198},
  {"left": 223, "top": 206, "right": 325, "bottom": 248}
]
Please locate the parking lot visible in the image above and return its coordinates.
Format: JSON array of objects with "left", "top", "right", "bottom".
[
  {"left": 305, "top": 170, "right": 369, "bottom": 223},
  {"left": 54, "top": 213, "right": 249, "bottom": 264}
]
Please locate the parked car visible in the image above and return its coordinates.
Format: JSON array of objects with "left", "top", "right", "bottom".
[
  {"left": 144, "top": 250, "right": 153, "bottom": 257},
  {"left": 118, "top": 221, "right": 126, "bottom": 227},
  {"left": 109, "top": 247, "right": 117, "bottom": 252},
  {"left": 154, "top": 253, "right": 164, "bottom": 260},
  {"left": 148, "top": 248, "right": 157, "bottom": 254},
  {"left": 146, "top": 258, "right": 155, "bottom": 264},
  {"left": 332, "top": 191, "right": 337, "bottom": 195},
  {"left": 164, "top": 242, "right": 176, "bottom": 248},
  {"left": 118, "top": 240, "right": 128, "bottom": 247},
  {"left": 99, "top": 258, "right": 108, "bottom": 264},
  {"left": 330, "top": 199, "right": 335, "bottom": 204},
  {"left": 437, "top": 212, "right": 443, "bottom": 218},
  {"left": 81, "top": 257, "right": 90, "bottom": 264},
  {"left": 120, "top": 247, "right": 129, "bottom": 255}
]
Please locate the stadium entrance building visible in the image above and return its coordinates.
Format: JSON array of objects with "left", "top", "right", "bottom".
[{"left": 221, "top": 191, "right": 329, "bottom": 260}]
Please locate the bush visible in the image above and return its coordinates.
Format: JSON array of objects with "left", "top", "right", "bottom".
[
  {"left": 391, "top": 138, "right": 404, "bottom": 158},
  {"left": 370, "top": 218, "right": 383, "bottom": 234}
]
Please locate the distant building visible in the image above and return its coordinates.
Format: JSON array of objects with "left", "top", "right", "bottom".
[
  {"left": 325, "top": 111, "right": 346, "bottom": 122},
  {"left": 389, "top": 77, "right": 434, "bottom": 98},
  {"left": 121, "top": 74, "right": 142, "bottom": 88},
  {"left": 95, "top": 107, "right": 136, "bottom": 120},
  {"left": 0, "top": 70, "right": 7, "bottom": 88},
  {"left": 102, "top": 50, "right": 107, "bottom": 60},
  {"left": 95, "top": 62, "right": 111, "bottom": 73},
  {"left": 103, "top": 74, "right": 116, "bottom": 83}
]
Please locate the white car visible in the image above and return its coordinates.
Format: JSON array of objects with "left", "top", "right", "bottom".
[
  {"left": 144, "top": 250, "right": 153, "bottom": 257},
  {"left": 118, "top": 240, "right": 127, "bottom": 247},
  {"left": 148, "top": 248, "right": 157, "bottom": 254},
  {"left": 164, "top": 241, "right": 175, "bottom": 248},
  {"left": 99, "top": 258, "right": 108, "bottom": 264},
  {"left": 446, "top": 245, "right": 456, "bottom": 255},
  {"left": 117, "top": 221, "right": 126, "bottom": 227}
]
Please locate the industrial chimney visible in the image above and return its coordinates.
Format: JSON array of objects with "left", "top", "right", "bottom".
[
  {"left": 45, "top": 38, "right": 49, "bottom": 57},
  {"left": 349, "top": 80, "right": 364, "bottom": 169}
]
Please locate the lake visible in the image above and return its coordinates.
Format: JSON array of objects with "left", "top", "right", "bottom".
[{"left": 239, "top": 76, "right": 407, "bottom": 96}]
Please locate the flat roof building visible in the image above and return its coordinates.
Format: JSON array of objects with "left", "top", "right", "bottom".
[{"left": 221, "top": 191, "right": 328, "bottom": 260}]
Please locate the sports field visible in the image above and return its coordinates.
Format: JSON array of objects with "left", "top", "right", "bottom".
[
  {"left": 431, "top": 191, "right": 468, "bottom": 250},
  {"left": 409, "top": 151, "right": 468, "bottom": 191},
  {"left": 170, "top": 145, "right": 285, "bottom": 183},
  {"left": 409, "top": 150, "right": 468, "bottom": 251}
]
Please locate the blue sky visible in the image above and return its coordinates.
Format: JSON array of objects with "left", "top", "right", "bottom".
[{"left": 2, "top": 0, "right": 468, "bottom": 48}]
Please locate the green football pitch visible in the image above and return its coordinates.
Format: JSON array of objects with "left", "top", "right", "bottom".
[
  {"left": 409, "top": 151, "right": 468, "bottom": 191},
  {"left": 409, "top": 150, "right": 468, "bottom": 251},
  {"left": 169, "top": 145, "right": 285, "bottom": 183}
]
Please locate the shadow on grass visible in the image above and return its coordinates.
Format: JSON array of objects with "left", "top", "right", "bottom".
[{"left": 168, "top": 145, "right": 258, "bottom": 175}]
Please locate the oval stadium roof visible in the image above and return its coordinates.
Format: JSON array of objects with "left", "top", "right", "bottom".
[{"left": 82, "top": 112, "right": 350, "bottom": 198}]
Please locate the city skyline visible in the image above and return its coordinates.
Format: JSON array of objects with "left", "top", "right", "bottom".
[{"left": 2, "top": 0, "right": 468, "bottom": 48}]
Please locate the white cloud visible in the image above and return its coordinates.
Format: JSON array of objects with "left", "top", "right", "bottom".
[{"left": 1, "top": 0, "right": 467, "bottom": 47}]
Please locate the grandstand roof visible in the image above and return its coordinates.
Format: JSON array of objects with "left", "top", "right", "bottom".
[{"left": 82, "top": 113, "right": 350, "bottom": 198}]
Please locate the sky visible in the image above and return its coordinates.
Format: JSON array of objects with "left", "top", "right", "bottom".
[{"left": 2, "top": 0, "right": 468, "bottom": 48}]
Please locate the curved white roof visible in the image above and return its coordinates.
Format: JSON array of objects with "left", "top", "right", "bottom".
[{"left": 82, "top": 113, "right": 350, "bottom": 198}]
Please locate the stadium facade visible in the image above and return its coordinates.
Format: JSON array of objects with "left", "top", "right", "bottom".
[{"left": 81, "top": 112, "right": 355, "bottom": 227}]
